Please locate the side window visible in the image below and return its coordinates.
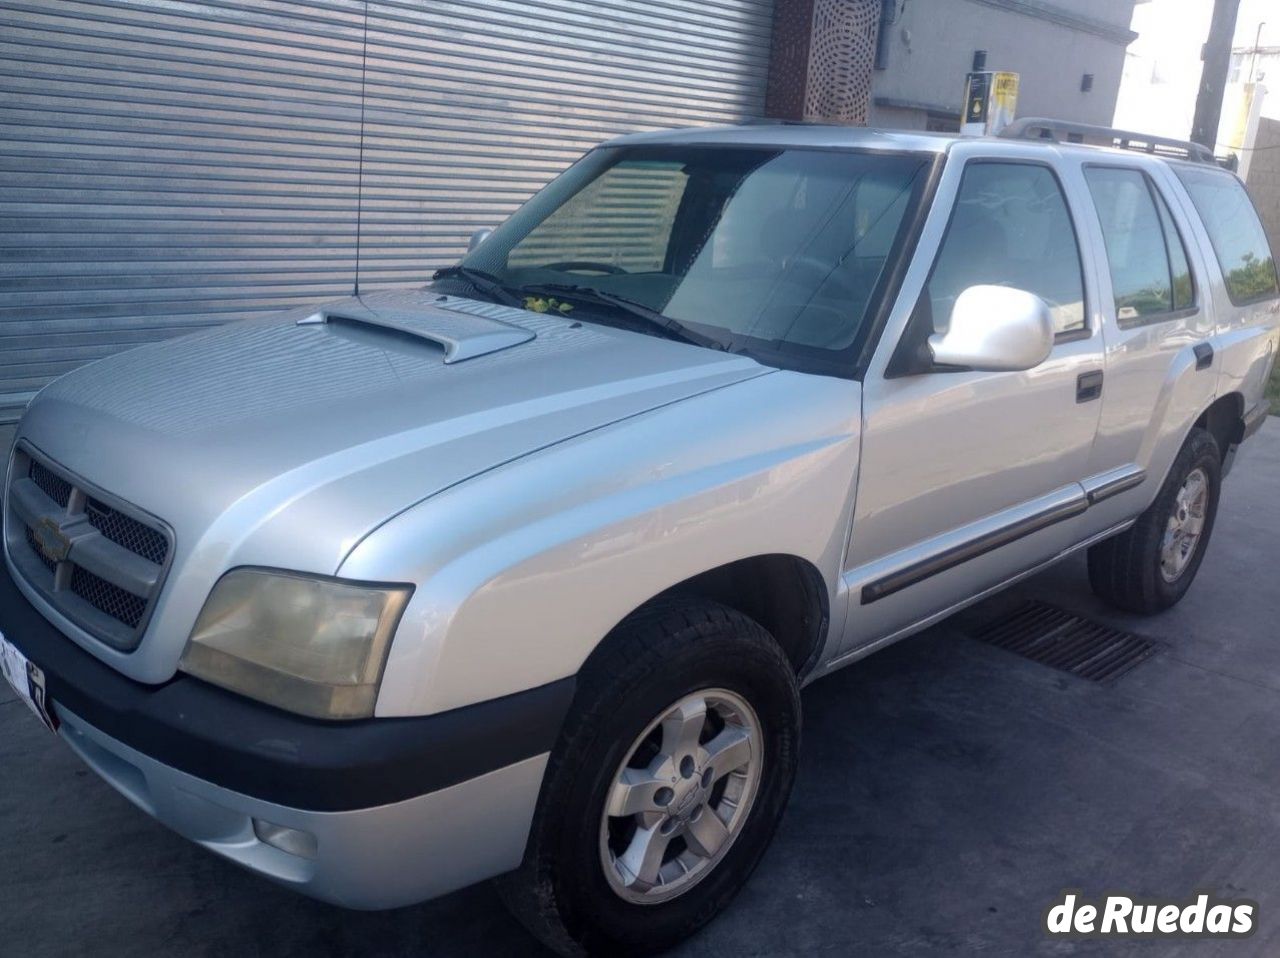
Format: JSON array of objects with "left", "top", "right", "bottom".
[
  {"left": 924, "top": 162, "right": 1086, "bottom": 336},
  {"left": 1084, "top": 167, "right": 1192, "bottom": 324},
  {"left": 1174, "top": 165, "right": 1279, "bottom": 305},
  {"left": 1155, "top": 190, "right": 1195, "bottom": 310}
]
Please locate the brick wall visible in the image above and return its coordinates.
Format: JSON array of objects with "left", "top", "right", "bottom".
[{"left": 1247, "top": 117, "right": 1280, "bottom": 258}]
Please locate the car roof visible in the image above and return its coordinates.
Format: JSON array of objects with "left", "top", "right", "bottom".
[
  {"left": 602, "top": 122, "right": 1217, "bottom": 174},
  {"left": 604, "top": 122, "right": 954, "bottom": 154}
]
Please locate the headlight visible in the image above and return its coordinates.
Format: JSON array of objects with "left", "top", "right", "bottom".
[{"left": 180, "top": 568, "right": 413, "bottom": 720}]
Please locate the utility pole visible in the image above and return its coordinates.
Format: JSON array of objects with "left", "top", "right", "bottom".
[
  {"left": 1190, "top": 0, "right": 1242, "bottom": 150},
  {"left": 1247, "top": 21, "right": 1266, "bottom": 83}
]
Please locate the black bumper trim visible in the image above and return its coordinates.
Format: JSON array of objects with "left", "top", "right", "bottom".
[{"left": 0, "top": 561, "right": 573, "bottom": 812}]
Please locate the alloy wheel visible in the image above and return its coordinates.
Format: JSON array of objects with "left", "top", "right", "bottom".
[
  {"left": 598, "top": 688, "right": 762, "bottom": 905},
  {"left": 1160, "top": 466, "right": 1209, "bottom": 583}
]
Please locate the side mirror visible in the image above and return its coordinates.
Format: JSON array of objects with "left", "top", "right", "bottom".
[
  {"left": 467, "top": 227, "right": 494, "bottom": 252},
  {"left": 928, "top": 285, "right": 1054, "bottom": 372}
]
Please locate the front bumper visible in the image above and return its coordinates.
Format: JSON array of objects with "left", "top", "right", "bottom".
[
  {"left": 59, "top": 705, "right": 549, "bottom": 908},
  {"left": 0, "top": 561, "right": 572, "bottom": 908}
]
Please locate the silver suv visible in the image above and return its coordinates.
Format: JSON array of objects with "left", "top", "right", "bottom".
[{"left": 3, "top": 121, "right": 1277, "bottom": 955}]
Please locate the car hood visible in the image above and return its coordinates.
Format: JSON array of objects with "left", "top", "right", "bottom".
[{"left": 19, "top": 288, "right": 769, "bottom": 582}]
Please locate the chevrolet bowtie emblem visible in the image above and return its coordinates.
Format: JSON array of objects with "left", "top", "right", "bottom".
[{"left": 32, "top": 516, "right": 72, "bottom": 563}]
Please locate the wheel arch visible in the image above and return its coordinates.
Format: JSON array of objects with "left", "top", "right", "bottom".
[
  {"left": 1195, "top": 391, "right": 1246, "bottom": 461},
  {"left": 641, "top": 554, "right": 832, "bottom": 679}
]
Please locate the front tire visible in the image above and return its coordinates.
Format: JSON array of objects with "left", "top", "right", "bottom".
[
  {"left": 497, "top": 598, "right": 801, "bottom": 956},
  {"left": 1088, "top": 427, "right": 1221, "bottom": 614}
]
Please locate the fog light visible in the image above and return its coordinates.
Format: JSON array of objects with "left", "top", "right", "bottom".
[{"left": 253, "top": 819, "right": 318, "bottom": 859}]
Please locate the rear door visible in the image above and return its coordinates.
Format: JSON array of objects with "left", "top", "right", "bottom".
[
  {"left": 1074, "top": 160, "right": 1220, "bottom": 536},
  {"left": 1173, "top": 165, "right": 1280, "bottom": 436},
  {"left": 839, "top": 146, "right": 1105, "bottom": 655}
]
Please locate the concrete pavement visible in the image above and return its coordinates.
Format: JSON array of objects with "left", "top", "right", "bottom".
[{"left": 1, "top": 421, "right": 1278, "bottom": 956}]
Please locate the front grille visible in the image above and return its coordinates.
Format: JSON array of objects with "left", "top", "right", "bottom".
[
  {"left": 70, "top": 565, "right": 148, "bottom": 629},
  {"left": 25, "top": 525, "right": 57, "bottom": 575},
  {"left": 6, "top": 445, "right": 173, "bottom": 651},
  {"left": 85, "top": 496, "right": 169, "bottom": 565},
  {"left": 29, "top": 460, "right": 71, "bottom": 508}
]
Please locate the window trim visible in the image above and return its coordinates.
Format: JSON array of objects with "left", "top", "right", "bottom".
[
  {"left": 853, "top": 152, "right": 948, "bottom": 378},
  {"left": 886, "top": 157, "right": 1093, "bottom": 377},
  {"left": 1147, "top": 175, "right": 1198, "bottom": 314},
  {"left": 1171, "top": 161, "right": 1280, "bottom": 308},
  {"left": 1082, "top": 162, "right": 1201, "bottom": 330}
]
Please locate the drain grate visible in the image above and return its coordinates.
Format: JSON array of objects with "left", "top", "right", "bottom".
[{"left": 972, "top": 600, "right": 1158, "bottom": 683}]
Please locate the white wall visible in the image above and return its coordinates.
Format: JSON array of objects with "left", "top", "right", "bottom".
[{"left": 869, "top": 0, "right": 1135, "bottom": 129}]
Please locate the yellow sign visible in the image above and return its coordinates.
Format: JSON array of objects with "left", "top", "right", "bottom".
[
  {"left": 961, "top": 70, "right": 1019, "bottom": 135},
  {"left": 993, "top": 72, "right": 1019, "bottom": 113}
]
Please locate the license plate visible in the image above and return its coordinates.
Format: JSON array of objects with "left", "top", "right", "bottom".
[{"left": 0, "top": 631, "right": 58, "bottom": 733}]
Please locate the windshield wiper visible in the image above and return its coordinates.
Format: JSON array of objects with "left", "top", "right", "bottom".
[
  {"left": 520, "top": 283, "right": 730, "bottom": 352},
  {"left": 432, "top": 265, "right": 523, "bottom": 308}
]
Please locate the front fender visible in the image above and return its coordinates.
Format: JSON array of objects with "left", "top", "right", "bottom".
[{"left": 341, "top": 372, "right": 862, "bottom": 717}]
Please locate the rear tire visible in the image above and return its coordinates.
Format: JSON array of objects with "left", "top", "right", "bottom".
[
  {"left": 496, "top": 598, "right": 801, "bottom": 956},
  {"left": 1088, "top": 427, "right": 1221, "bottom": 614}
]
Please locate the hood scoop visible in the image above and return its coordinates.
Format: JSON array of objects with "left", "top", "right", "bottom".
[{"left": 298, "top": 297, "right": 535, "bottom": 363}]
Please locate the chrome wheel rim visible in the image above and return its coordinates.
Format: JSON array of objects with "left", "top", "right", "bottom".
[
  {"left": 599, "top": 688, "right": 762, "bottom": 905},
  {"left": 1160, "top": 467, "right": 1209, "bottom": 583}
]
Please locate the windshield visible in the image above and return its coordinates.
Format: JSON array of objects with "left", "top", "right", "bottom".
[{"left": 446, "top": 144, "right": 932, "bottom": 374}]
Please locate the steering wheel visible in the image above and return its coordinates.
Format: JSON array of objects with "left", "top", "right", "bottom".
[
  {"left": 787, "top": 256, "right": 859, "bottom": 300},
  {"left": 772, "top": 256, "right": 861, "bottom": 348},
  {"left": 542, "top": 260, "right": 628, "bottom": 275}
]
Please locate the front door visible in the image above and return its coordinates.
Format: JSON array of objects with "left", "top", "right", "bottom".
[{"left": 840, "top": 152, "right": 1105, "bottom": 655}]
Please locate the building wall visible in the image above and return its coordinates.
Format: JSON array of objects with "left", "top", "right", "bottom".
[
  {"left": 1245, "top": 117, "right": 1280, "bottom": 256},
  {"left": 1229, "top": 47, "right": 1279, "bottom": 88},
  {"left": 870, "top": 0, "right": 1137, "bottom": 131}
]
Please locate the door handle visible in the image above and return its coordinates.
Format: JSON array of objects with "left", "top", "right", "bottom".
[
  {"left": 1076, "top": 370, "right": 1104, "bottom": 403},
  {"left": 1193, "top": 342, "right": 1214, "bottom": 371}
]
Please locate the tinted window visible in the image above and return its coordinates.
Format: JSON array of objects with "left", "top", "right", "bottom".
[
  {"left": 1155, "top": 189, "right": 1195, "bottom": 310},
  {"left": 1174, "top": 166, "right": 1279, "bottom": 305},
  {"left": 458, "top": 146, "right": 929, "bottom": 366},
  {"left": 509, "top": 161, "right": 687, "bottom": 273},
  {"left": 1085, "top": 168, "right": 1183, "bottom": 322},
  {"left": 925, "top": 162, "right": 1086, "bottom": 335}
]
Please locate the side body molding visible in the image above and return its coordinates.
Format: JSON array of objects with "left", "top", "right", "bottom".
[{"left": 856, "top": 463, "right": 1147, "bottom": 605}]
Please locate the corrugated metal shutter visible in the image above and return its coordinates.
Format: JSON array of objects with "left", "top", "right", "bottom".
[
  {"left": 0, "top": 0, "right": 774, "bottom": 420},
  {"left": 508, "top": 162, "right": 690, "bottom": 272},
  {"left": 0, "top": 0, "right": 366, "bottom": 420}
]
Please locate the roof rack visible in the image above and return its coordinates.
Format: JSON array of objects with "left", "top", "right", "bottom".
[{"left": 998, "top": 117, "right": 1218, "bottom": 165}]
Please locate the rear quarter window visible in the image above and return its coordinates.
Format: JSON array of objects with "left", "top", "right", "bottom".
[{"left": 1174, "top": 166, "right": 1279, "bottom": 305}]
